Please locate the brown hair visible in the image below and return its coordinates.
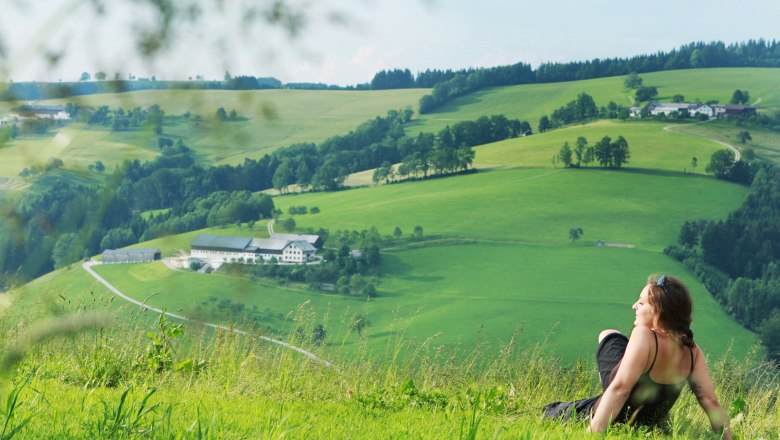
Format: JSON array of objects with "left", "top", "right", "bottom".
[{"left": 646, "top": 274, "right": 695, "bottom": 348}]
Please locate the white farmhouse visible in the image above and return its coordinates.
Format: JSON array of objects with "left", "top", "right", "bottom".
[
  {"left": 689, "top": 104, "right": 715, "bottom": 118},
  {"left": 190, "top": 233, "right": 319, "bottom": 267}
]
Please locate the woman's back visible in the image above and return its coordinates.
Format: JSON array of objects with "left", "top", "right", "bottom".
[
  {"left": 647, "top": 332, "right": 694, "bottom": 385},
  {"left": 620, "top": 331, "right": 694, "bottom": 426}
]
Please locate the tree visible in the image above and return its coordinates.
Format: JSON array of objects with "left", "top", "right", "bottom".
[
  {"left": 678, "top": 220, "right": 699, "bottom": 248},
  {"left": 672, "top": 94, "right": 685, "bottom": 103},
  {"left": 594, "top": 136, "right": 613, "bottom": 167},
  {"left": 635, "top": 85, "right": 658, "bottom": 102},
  {"left": 690, "top": 157, "right": 698, "bottom": 173},
  {"left": 569, "top": 227, "right": 583, "bottom": 243},
  {"left": 350, "top": 314, "right": 372, "bottom": 337},
  {"left": 574, "top": 136, "right": 588, "bottom": 166},
  {"left": 215, "top": 107, "right": 228, "bottom": 121},
  {"left": 413, "top": 225, "right": 423, "bottom": 238},
  {"left": 611, "top": 136, "right": 630, "bottom": 168},
  {"left": 79, "top": 71, "right": 91, "bottom": 81},
  {"left": 94, "top": 160, "right": 105, "bottom": 172},
  {"left": 272, "top": 160, "right": 293, "bottom": 193},
  {"left": 558, "top": 142, "right": 573, "bottom": 167},
  {"left": 758, "top": 310, "right": 780, "bottom": 362},
  {"left": 705, "top": 149, "right": 735, "bottom": 179},
  {"left": 393, "top": 226, "right": 402, "bottom": 238},
  {"left": 624, "top": 72, "right": 643, "bottom": 89},
  {"left": 312, "top": 324, "right": 326, "bottom": 346},
  {"left": 372, "top": 162, "right": 393, "bottom": 185},
  {"left": 538, "top": 115, "right": 552, "bottom": 133},
  {"left": 730, "top": 89, "right": 750, "bottom": 105},
  {"left": 281, "top": 217, "right": 296, "bottom": 232},
  {"left": 52, "top": 232, "right": 84, "bottom": 269},
  {"left": 737, "top": 131, "right": 752, "bottom": 144}
]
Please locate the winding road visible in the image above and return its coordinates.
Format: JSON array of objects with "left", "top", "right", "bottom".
[
  {"left": 663, "top": 119, "right": 741, "bottom": 161},
  {"left": 82, "top": 260, "right": 335, "bottom": 369}
]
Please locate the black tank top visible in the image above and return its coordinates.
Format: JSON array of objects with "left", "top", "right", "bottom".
[{"left": 618, "top": 331, "right": 695, "bottom": 426}]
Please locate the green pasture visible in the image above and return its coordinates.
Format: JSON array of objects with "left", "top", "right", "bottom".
[
  {"left": 409, "top": 68, "right": 780, "bottom": 136},
  {"left": 640, "top": 67, "right": 780, "bottom": 109},
  {"left": 669, "top": 119, "right": 780, "bottom": 164},
  {"left": 277, "top": 168, "right": 747, "bottom": 252},
  {"left": 69, "top": 166, "right": 753, "bottom": 362},
  {"left": 472, "top": 120, "right": 721, "bottom": 172},
  {"left": 38, "top": 88, "right": 428, "bottom": 165},
  {"left": 85, "top": 240, "right": 754, "bottom": 364}
]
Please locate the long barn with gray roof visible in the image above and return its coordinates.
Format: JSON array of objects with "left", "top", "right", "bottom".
[{"left": 191, "top": 233, "right": 319, "bottom": 266}]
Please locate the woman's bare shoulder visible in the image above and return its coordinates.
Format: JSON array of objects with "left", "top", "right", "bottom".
[{"left": 628, "top": 326, "right": 654, "bottom": 340}]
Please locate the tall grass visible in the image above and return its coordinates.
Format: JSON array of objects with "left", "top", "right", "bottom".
[{"left": 1, "top": 305, "right": 776, "bottom": 439}]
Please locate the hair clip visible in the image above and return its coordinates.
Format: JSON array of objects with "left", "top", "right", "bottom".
[{"left": 657, "top": 275, "right": 666, "bottom": 287}]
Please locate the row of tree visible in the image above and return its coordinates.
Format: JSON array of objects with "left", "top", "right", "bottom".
[
  {"left": 556, "top": 135, "right": 631, "bottom": 169},
  {"left": 666, "top": 164, "right": 780, "bottom": 361},
  {"left": 538, "top": 93, "right": 599, "bottom": 132}
]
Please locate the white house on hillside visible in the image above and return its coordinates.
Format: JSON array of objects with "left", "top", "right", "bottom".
[{"left": 190, "top": 233, "right": 320, "bottom": 267}]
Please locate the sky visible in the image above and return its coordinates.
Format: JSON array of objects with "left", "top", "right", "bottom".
[{"left": 1, "top": 0, "right": 780, "bottom": 86}]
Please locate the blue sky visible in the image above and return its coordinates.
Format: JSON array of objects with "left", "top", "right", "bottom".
[{"left": 1, "top": 0, "right": 779, "bottom": 85}]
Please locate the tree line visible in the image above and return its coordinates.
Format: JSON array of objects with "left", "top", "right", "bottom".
[
  {"left": 373, "top": 115, "right": 531, "bottom": 184},
  {"left": 536, "top": 92, "right": 628, "bottom": 132},
  {"left": 556, "top": 135, "right": 630, "bottom": 169},
  {"left": 665, "top": 163, "right": 780, "bottom": 361}
]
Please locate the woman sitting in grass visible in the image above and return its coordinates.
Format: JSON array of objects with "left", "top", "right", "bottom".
[{"left": 543, "top": 274, "right": 732, "bottom": 438}]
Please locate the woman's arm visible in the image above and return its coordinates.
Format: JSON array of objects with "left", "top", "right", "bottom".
[
  {"left": 588, "top": 326, "right": 653, "bottom": 432},
  {"left": 688, "top": 346, "right": 732, "bottom": 440}
]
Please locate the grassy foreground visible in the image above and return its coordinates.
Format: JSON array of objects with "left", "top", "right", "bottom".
[{"left": 0, "top": 309, "right": 776, "bottom": 439}]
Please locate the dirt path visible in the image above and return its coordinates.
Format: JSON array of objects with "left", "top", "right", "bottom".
[
  {"left": 663, "top": 120, "right": 741, "bottom": 161},
  {"left": 82, "top": 260, "right": 335, "bottom": 369}
]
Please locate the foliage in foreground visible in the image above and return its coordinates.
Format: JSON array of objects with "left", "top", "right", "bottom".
[{"left": 0, "top": 308, "right": 777, "bottom": 439}]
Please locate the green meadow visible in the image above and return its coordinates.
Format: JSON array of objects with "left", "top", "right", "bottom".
[{"left": 45, "top": 164, "right": 750, "bottom": 364}]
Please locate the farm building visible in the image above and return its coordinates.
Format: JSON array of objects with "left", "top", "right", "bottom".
[
  {"left": 9, "top": 105, "right": 71, "bottom": 120},
  {"left": 102, "top": 248, "right": 161, "bottom": 264},
  {"left": 635, "top": 102, "right": 756, "bottom": 119},
  {"left": 190, "top": 233, "right": 320, "bottom": 266}
]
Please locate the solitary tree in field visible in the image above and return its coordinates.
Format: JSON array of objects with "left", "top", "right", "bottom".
[
  {"left": 624, "top": 72, "right": 643, "bottom": 89},
  {"left": 731, "top": 89, "right": 750, "bottom": 105},
  {"left": 281, "top": 217, "right": 296, "bottom": 232},
  {"left": 635, "top": 85, "right": 658, "bottom": 102},
  {"left": 393, "top": 227, "right": 402, "bottom": 238},
  {"left": 350, "top": 314, "right": 371, "bottom": 337},
  {"left": 413, "top": 225, "right": 424, "bottom": 238},
  {"left": 690, "top": 156, "right": 698, "bottom": 173},
  {"left": 705, "top": 149, "right": 735, "bottom": 179},
  {"left": 737, "top": 131, "right": 752, "bottom": 144},
  {"left": 569, "top": 227, "right": 584, "bottom": 242}
]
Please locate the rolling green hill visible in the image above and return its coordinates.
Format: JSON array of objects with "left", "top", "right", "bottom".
[
  {"left": 3, "top": 68, "right": 772, "bottom": 365},
  {"left": 4, "top": 164, "right": 755, "bottom": 364},
  {"left": 409, "top": 67, "right": 780, "bottom": 136}
]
